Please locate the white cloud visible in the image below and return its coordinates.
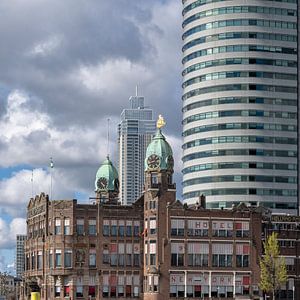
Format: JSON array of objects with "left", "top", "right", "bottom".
[
  {"left": 75, "top": 58, "right": 153, "bottom": 93},
  {"left": 0, "top": 90, "right": 49, "bottom": 140},
  {"left": 0, "top": 90, "right": 118, "bottom": 168},
  {"left": 0, "top": 217, "right": 26, "bottom": 249}
]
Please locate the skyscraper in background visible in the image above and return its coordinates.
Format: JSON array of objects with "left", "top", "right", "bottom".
[
  {"left": 118, "top": 91, "right": 156, "bottom": 205},
  {"left": 181, "top": 0, "right": 298, "bottom": 214},
  {"left": 16, "top": 234, "right": 26, "bottom": 278}
]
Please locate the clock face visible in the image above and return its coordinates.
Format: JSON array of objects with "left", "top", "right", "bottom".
[
  {"left": 97, "top": 177, "right": 108, "bottom": 189},
  {"left": 147, "top": 154, "right": 160, "bottom": 170},
  {"left": 167, "top": 155, "right": 174, "bottom": 170}
]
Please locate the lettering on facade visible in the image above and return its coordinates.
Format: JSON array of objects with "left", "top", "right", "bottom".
[
  {"left": 27, "top": 205, "right": 46, "bottom": 218},
  {"left": 272, "top": 215, "right": 300, "bottom": 223}
]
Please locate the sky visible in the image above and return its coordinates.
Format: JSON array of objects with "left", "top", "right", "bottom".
[{"left": 0, "top": 1, "right": 183, "bottom": 273}]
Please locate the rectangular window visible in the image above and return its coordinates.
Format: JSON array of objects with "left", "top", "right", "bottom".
[
  {"left": 149, "top": 241, "right": 156, "bottom": 265},
  {"left": 64, "top": 218, "right": 70, "bottom": 235},
  {"left": 236, "top": 244, "right": 250, "bottom": 267},
  {"left": 118, "top": 243, "right": 125, "bottom": 266},
  {"left": 111, "top": 220, "right": 117, "bottom": 236},
  {"left": 212, "top": 244, "right": 233, "bottom": 267},
  {"left": 103, "top": 275, "right": 109, "bottom": 297},
  {"left": 118, "top": 285, "right": 124, "bottom": 297},
  {"left": 64, "top": 250, "right": 72, "bottom": 268},
  {"left": 49, "top": 250, "right": 53, "bottom": 268},
  {"left": 88, "top": 286, "right": 95, "bottom": 298},
  {"left": 76, "top": 219, "right": 84, "bottom": 235},
  {"left": 64, "top": 277, "right": 70, "bottom": 297},
  {"left": 37, "top": 251, "right": 42, "bottom": 270},
  {"left": 126, "top": 220, "right": 132, "bottom": 236},
  {"left": 149, "top": 218, "right": 157, "bottom": 235},
  {"left": 89, "top": 276, "right": 96, "bottom": 297},
  {"left": 55, "top": 250, "right": 61, "bottom": 267},
  {"left": 187, "top": 243, "right": 209, "bottom": 267},
  {"left": 55, "top": 285, "right": 60, "bottom": 297},
  {"left": 235, "top": 221, "right": 250, "bottom": 237},
  {"left": 103, "top": 249, "right": 109, "bottom": 264},
  {"left": 171, "top": 243, "right": 185, "bottom": 266},
  {"left": 103, "top": 220, "right": 109, "bottom": 236},
  {"left": 103, "top": 286, "right": 109, "bottom": 298},
  {"left": 151, "top": 173, "right": 158, "bottom": 185},
  {"left": 110, "top": 275, "right": 117, "bottom": 297},
  {"left": 235, "top": 275, "right": 250, "bottom": 296},
  {"left": 187, "top": 219, "right": 209, "bottom": 236},
  {"left": 110, "top": 243, "right": 117, "bottom": 266},
  {"left": 76, "top": 285, "right": 83, "bottom": 297},
  {"left": 55, "top": 218, "right": 61, "bottom": 235},
  {"left": 89, "top": 249, "right": 96, "bottom": 267},
  {"left": 171, "top": 219, "right": 185, "bottom": 236},
  {"left": 88, "top": 219, "right": 96, "bottom": 236},
  {"left": 119, "top": 220, "right": 125, "bottom": 236},
  {"left": 126, "top": 243, "right": 132, "bottom": 266},
  {"left": 212, "top": 221, "right": 233, "bottom": 237},
  {"left": 134, "top": 221, "right": 140, "bottom": 237}
]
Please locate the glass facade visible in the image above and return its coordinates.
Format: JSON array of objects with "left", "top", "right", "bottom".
[
  {"left": 182, "top": 0, "right": 298, "bottom": 213},
  {"left": 118, "top": 95, "right": 156, "bottom": 205}
]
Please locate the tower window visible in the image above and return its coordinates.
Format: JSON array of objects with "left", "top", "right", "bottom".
[{"left": 151, "top": 173, "right": 158, "bottom": 185}]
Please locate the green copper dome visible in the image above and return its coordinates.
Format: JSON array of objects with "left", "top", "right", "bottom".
[
  {"left": 95, "top": 156, "right": 119, "bottom": 192},
  {"left": 145, "top": 129, "right": 174, "bottom": 171}
]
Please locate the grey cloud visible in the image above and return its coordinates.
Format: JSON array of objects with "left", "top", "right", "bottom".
[
  {"left": 0, "top": 0, "right": 182, "bottom": 134},
  {"left": 26, "top": 130, "right": 51, "bottom": 144}
]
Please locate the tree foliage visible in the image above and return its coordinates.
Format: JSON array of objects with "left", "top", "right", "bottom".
[
  {"left": 260, "top": 232, "right": 287, "bottom": 299},
  {"left": 0, "top": 271, "right": 14, "bottom": 296}
]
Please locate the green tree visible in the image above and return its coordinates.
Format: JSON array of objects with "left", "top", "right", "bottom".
[
  {"left": 0, "top": 271, "right": 14, "bottom": 297},
  {"left": 260, "top": 232, "right": 287, "bottom": 299}
]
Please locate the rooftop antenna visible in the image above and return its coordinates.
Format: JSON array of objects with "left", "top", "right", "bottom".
[
  {"left": 49, "top": 157, "right": 54, "bottom": 200},
  {"left": 135, "top": 85, "right": 138, "bottom": 97},
  {"left": 107, "top": 118, "right": 110, "bottom": 158},
  {"left": 31, "top": 169, "right": 34, "bottom": 198}
]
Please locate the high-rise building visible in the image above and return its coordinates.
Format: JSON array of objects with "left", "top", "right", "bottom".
[
  {"left": 181, "top": 0, "right": 298, "bottom": 214},
  {"left": 16, "top": 234, "right": 26, "bottom": 278},
  {"left": 118, "top": 92, "right": 156, "bottom": 205}
]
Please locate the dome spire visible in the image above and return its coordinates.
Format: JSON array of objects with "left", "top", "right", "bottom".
[{"left": 144, "top": 116, "right": 174, "bottom": 172}]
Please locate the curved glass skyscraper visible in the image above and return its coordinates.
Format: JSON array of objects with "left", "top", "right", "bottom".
[{"left": 182, "top": 0, "right": 298, "bottom": 214}]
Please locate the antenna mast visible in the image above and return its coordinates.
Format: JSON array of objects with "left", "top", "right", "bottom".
[
  {"left": 31, "top": 169, "right": 34, "bottom": 198},
  {"left": 50, "top": 157, "right": 54, "bottom": 200},
  {"left": 107, "top": 118, "right": 110, "bottom": 158}
]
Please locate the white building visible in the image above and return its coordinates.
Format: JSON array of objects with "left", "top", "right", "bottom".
[
  {"left": 118, "top": 93, "right": 156, "bottom": 205},
  {"left": 181, "top": 0, "right": 298, "bottom": 214}
]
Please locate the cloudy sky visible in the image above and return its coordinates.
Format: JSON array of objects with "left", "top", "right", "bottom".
[{"left": 0, "top": 0, "right": 182, "bottom": 273}]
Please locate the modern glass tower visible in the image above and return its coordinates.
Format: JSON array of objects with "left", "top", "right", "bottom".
[
  {"left": 16, "top": 234, "right": 26, "bottom": 278},
  {"left": 182, "top": 0, "right": 298, "bottom": 214},
  {"left": 118, "top": 93, "right": 156, "bottom": 205}
]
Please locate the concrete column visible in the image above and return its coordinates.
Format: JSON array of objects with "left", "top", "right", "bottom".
[
  {"left": 208, "top": 271, "right": 211, "bottom": 298},
  {"left": 233, "top": 271, "right": 236, "bottom": 297},
  {"left": 184, "top": 271, "right": 187, "bottom": 298}
]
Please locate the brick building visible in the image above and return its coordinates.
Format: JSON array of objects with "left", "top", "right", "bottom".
[{"left": 23, "top": 122, "right": 298, "bottom": 299}]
